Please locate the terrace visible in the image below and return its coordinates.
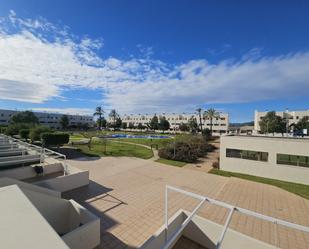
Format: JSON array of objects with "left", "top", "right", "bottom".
[
  {"left": 0, "top": 134, "right": 89, "bottom": 193},
  {"left": 64, "top": 156, "right": 309, "bottom": 249}
]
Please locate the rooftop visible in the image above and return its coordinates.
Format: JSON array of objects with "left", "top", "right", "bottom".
[{"left": 64, "top": 156, "right": 309, "bottom": 249}]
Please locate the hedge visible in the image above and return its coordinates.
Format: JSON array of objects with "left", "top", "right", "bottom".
[{"left": 41, "top": 132, "right": 70, "bottom": 146}]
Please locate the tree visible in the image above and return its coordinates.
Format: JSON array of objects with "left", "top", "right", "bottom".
[
  {"left": 259, "top": 111, "right": 285, "bottom": 135},
  {"left": 11, "top": 111, "right": 39, "bottom": 125},
  {"left": 159, "top": 116, "right": 170, "bottom": 132},
  {"left": 203, "top": 108, "right": 220, "bottom": 135},
  {"left": 196, "top": 108, "right": 203, "bottom": 132},
  {"left": 115, "top": 117, "right": 122, "bottom": 128},
  {"left": 121, "top": 122, "right": 127, "bottom": 129},
  {"left": 96, "top": 117, "right": 107, "bottom": 128},
  {"left": 296, "top": 116, "right": 309, "bottom": 131},
  {"left": 109, "top": 109, "right": 119, "bottom": 131},
  {"left": 137, "top": 123, "right": 144, "bottom": 130},
  {"left": 93, "top": 106, "right": 104, "bottom": 130},
  {"left": 19, "top": 129, "right": 30, "bottom": 141},
  {"left": 179, "top": 123, "right": 189, "bottom": 132},
  {"left": 60, "top": 115, "right": 69, "bottom": 130},
  {"left": 148, "top": 115, "right": 159, "bottom": 130},
  {"left": 129, "top": 122, "right": 134, "bottom": 129},
  {"left": 29, "top": 126, "right": 51, "bottom": 142},
  {"left": 188, "top": 116, "right": 198, "bottom": 133}
]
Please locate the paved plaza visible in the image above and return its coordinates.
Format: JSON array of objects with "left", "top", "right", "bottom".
[{"left": 63, "top": 156, "right": 309, "bottom": 249}]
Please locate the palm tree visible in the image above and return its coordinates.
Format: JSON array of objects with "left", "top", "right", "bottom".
[
  {"left": 196, "top": 108, "right": 203, "bottom": 132},
  {"left": 93, "top": 106, "right": 104, "bottom": 130},
  {"left": 203, "top": 108, "right": 219, "bottom": 135},
  {"left": 109, "top": 109, "right": 119, "bottom": 131}
]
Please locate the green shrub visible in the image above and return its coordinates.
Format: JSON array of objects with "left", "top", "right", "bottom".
[
  {"left": 5, "top": 123, "right": 31, "bottom": 136},
  {"left": 29, "top": 126, "right": 51, "bottom": 142},
  {"left": 41, "top": 132, "right": 69, "bottom": 147},
  {"left": 158, "top": 135, "right": 213, "bottom": 163},
  {"left": 19, "top": 129, "right": 30, "bottom": 140},
  {"left": 159, "top": 141, "right": 198, "bottom": 163}
]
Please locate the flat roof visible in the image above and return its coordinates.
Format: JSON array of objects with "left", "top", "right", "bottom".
[
  {"left": 0, "top": 185, "right": 68, "bottom": 249},
  {"left": 225, "top": 134, "right": 309, "bottom": 141}
]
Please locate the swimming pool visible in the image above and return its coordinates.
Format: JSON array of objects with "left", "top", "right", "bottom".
[{"left": 100, "top": 134, "right": 170, "bottom": 139}]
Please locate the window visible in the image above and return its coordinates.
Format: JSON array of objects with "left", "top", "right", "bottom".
[
  {"left": 226, "top": 148, "right": 268, "bottom": 162},
  {"left": 277, "top": 153, "right": 309, "bottom": 168}
]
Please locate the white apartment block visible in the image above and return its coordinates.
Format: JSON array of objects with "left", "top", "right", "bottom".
[
  {"left": 0, "top": 109, "right": 94, "bottom": 129},
  {"left": 116, "top": 112, "right": 229, "bottom": 133},
  {"left": 254, "top": 109, "right": 309, "bottom": 132}
]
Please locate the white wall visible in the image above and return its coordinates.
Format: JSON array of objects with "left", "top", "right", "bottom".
[{"left": 220, "top": 135, "right": 309, "bottom": 184}]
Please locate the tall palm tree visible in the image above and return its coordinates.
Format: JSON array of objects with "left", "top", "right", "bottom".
[
  {"left": 109, "top": 109, "right": 119, "bottom": 131},
  {"left": 203, "top": 108, "right": 219, "bottom": 135},
  {"left": 93, "top": 106, "right": 104, "bottom": 130},
  {"left": 196, "top": 108, "right": 203, "bottom": 132}
]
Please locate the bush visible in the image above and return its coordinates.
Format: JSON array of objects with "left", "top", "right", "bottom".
[
  {"left": 41, "top": 132, "right": 70, "bottom": 147},
  {"left": 158, "top": 141, "right": 198, "bottom": 163},
  {"left": 29, "top": 126, "right": 51, "bottom": 142},
  {"left": 158, "top": 135, "right": 213, "bottom": 163},
  {"left": 5, "top": 123, "right": 31, "bottom": 136},
  {"left": 19, "top": 129, "right": 30, "bottom": 140}
]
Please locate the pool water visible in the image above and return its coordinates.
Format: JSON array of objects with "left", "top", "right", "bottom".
[{"left": 101, "top": 134, "right": 170, "bottom": 139}]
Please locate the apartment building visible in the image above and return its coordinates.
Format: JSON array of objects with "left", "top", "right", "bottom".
[
  {"left": 220, "top": 135, "right": 309, "bottom": 184},
  {"left": 116, "top": 112, "right": 229, "bottom": 133},
  {"left": 254, "top": 109, "right": 309, "bottom": 132},
  {"left": 0, "top": 109, "right": 94, "bottom": 129}
]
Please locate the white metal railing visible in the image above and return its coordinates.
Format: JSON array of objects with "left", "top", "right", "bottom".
[
  {"left": 163, "top": 185, "right": 309, "bottom": 249},
  {"left": 0, "top": 134, "right": 68, "bottom": 175}
]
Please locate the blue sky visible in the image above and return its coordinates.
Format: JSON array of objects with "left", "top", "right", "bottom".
[{"left": 0, "top": 1, "right": 309, "bottom": 122}]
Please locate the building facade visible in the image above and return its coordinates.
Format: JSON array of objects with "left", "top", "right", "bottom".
[
  {"left": 254, "top": 109, "right": 309, "bottom": 132},
  {"left": 114, "top": 112, "right": 229, "bottom": 133},
  {"left": 220, "top": 135, "right": 309, "bottom": 184},
  {"left": 0, "top": 109, "right": 94, "bottom": 129}
]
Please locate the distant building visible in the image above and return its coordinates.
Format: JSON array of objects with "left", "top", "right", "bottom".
[
  {"left": 254, "top": 109, "right": 309, "bottom": 132},
  {"left": 0, "top": 109, "right": 94, "bottom": 129},
  {"left": 220, "top": 135, "right": 309, "bottom": 184},
  {"left": 113, "top": 112, "right": 229, "bottom": 133}
]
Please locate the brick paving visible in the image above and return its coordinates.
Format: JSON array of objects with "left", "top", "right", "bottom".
[{"left": 63, "top": 157, "right": 309, "bottom": 249}]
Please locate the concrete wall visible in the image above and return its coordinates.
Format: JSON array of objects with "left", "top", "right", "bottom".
[
  {"left": 140, "top": 210, "right": 276, "bottom": 249},
  {"left": 62, "top": 200, "right": 100, "bottom": 249},
  {"left": 140, "top": 210, "right": 186, "bottom": 249},
  {"left": 220, "top": 135, "right": 309, "bottom": 184},
  {"left": 0, "top": 177, "right": 61, "bottom": 197},
  {"left": 34, "top": 165, "right": 89, "bottom": 193},
  {"left": 0, "top": 162, "right": 63, "bottom": 180},
  {"left": 21, "top": 188, "right": 100, "bottom": 249}
]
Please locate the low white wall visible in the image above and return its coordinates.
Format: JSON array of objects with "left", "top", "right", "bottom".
[
  {"left": 220, "top": 136, "right": 309, "bottom": 185},
  {"left": 140, "top": 210, "right": 186, "bottom": 249},
  {"left": 34, "top": 166, "right": 89, "bottom": 193},
  {"left": 62, "top": 200, "right": 100, "bottom": 249},
  {"left": 141, "top": 210, "right": 276, "bottom": 249},
  {"left": 0, "top": 162, "right": 63, "bottom": 180},
  {"left": 0, "top": 177, "right": 60, "bottom": 198}
]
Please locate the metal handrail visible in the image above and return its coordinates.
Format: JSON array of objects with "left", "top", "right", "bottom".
[
  {"left": 163, "top": 185, "right": 309, "bottom": 249},
  {"left": 1, "top": 134, "right": 68, "bottom": 175}
]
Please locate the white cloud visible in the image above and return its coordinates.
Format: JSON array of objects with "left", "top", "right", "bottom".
[{"left": 0, "top": 11, "right": 309, "bottom": 114}]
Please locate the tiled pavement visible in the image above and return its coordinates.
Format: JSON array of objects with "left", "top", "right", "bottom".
[{"left": 63, "top": 157, "right": 309, "bottom": 249}]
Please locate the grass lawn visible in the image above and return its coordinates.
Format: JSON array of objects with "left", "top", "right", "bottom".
[
  {"left": 69, "top": 133, "right": 86, "bottom": 142},
  {"left": 74, "top": 140, "right": 153, "bottom": 159},
  {"left": 155, "top": 158, "right": 186, "bottom": 167},
  {"left": 119, "top": 137, "right": 173, "bottom": 149},
  {"left": 209, "top": 168, "right": 309, "bottom": 200}
]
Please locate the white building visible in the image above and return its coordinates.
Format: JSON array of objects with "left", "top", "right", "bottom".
[
  {"left": 254, "top": 109, "right": 309, "bottom": 132},
  {"left": 220, "top": 135, "right": 309, "bottom": 184},
  {"left": 0, "top": 109, "right": 94, "bottom": 129},
  {"left": 115, "top": 112, "right": 229, "bottom": 133}
]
